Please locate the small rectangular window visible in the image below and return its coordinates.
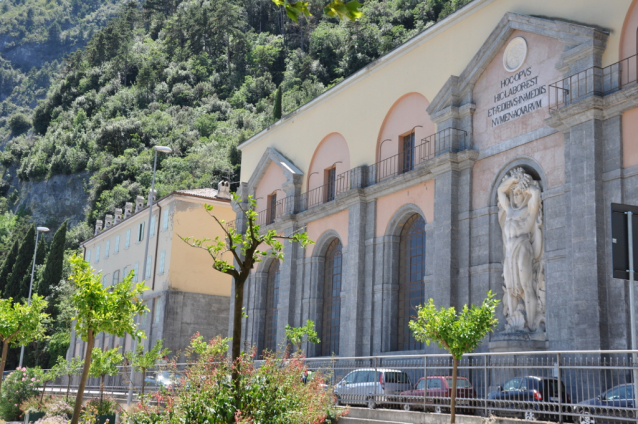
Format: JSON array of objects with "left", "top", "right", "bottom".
[
  {"left": 105, "top": 241, "right": 110, "bottom": 258},
  {"left": 267, "top": 193, "right": 277, "bottom": 225},
  {"left": 123, "top": 266, "right": 128, "bottom": 279},
  {"left": 162, "top": 209, "right": 169, "bottom": 230},
  {"left": 86, "top": 250, "right": 91, "bottom": 263},
  {"left": 115, "top": 235, "right": 120, "bottom": 253},
  {"left": 153, "top": 298, "right": 161, "bottom": 324},
  {"left": 95, "top": 246, "right": 100, "bottom": 263},
  {"left": 150, "top": 216, "right": 156, "bottom": 237},
  {"left": 159, "top": 251, "right": 166, "bottom": 274},
  {"left": 125, "top": 230, "right": 131, "bottom": 249},
  {"left": 325, "top": 167, "right": 336, "bottom": 202},
  {"left": 112, "top": 270, "right": 120, "bottom": 285},
  {"left": 145, "top": 256, "right": 152, "bottom": 279},
  {"left": 133, "top": 262, "right": 139, "bottom": 282},
  {"left": 101, "top": 275, "right": 107, "bottom": 286},
  {"left": 138, "top": 222, "right": 145, "bottom": 242}
]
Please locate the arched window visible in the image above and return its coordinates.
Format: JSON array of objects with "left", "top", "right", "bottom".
[
  {"left": 264, "top": 260, "right": 280, "bottom": 353},
  {"left": 398, "top": 214, "right": 426, "bottom": 351},
  {"left": 322, "top": 239, "right": 342, "bottom": 356}
]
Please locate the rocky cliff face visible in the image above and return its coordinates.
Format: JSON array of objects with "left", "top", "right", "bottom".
[{"left": 12, "top": 171, "right": 91, "bottom": 227}]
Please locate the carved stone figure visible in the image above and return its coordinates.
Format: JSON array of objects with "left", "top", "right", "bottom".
[{"left": 497, "top": 167, "right": 546, "bottom": 332}]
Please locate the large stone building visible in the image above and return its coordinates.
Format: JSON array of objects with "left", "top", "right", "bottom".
[
  {"left": 68, "top": 186, "right": 235, "bottom": 359},
  {"left": 234, "top": 0, "right": 638, "bottom": 357}
]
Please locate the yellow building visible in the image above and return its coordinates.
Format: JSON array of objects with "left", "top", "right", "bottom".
[
  {"left": 68, "top": 186, "right": 235, "bottom": 359},
  {"left": 236, "top": 0, "right": 638, "bottom": 357}
]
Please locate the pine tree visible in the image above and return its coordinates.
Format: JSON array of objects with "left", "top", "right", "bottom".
[
  {"left": 38, "top": 221, "right": 67, "bottom": 300},
  {"left": 273, "top": 85, "right": 282, "bottom": 121},
  {"left": 5, "top": 225, "right": 35, "bottom": 300},
  {"left": 18, "top": 236, "right": 47, "bottom": 300},
  {"left": 0, "top": 239, "right": 19, "bottom": 296}
]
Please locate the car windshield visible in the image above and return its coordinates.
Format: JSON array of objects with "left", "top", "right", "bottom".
[
  {"left": 384, "top": 372, "right": 410, "bottom": 384},
  {"left": 417, "top": 379, "right": 425, "bottom": 390},
  {"left": 445, "top": 377, "right": 472, "bottom": 388}
]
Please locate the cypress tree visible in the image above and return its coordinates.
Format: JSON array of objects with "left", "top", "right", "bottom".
[
  {"left": 0, "top": 239, "right": 19, "bottom": 295},
  {"left": 273, "top": 85, "right": 282, "bottom": 121},
  {"left": 5, "top": 225, "right": 35, "bottom": 300},
  {"left": 18, "top": 236, "right": 47, "bottom": 300},
  {"left": 38, "top": 220, "right": 67, "bottom": 299}
]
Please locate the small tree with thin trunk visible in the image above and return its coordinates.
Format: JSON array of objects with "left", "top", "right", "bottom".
[
  {"left": 52, "top": 355, "right": 83, "bottom": 401},
  {"left": 408, "top": 291, "right": 499, "bottom": 424},
  {"left": 68, "top": 255, "right": 148, "bottom": 424},
  {"left": 0, "top": 295, "right": 48, "bottom": 393},
  {"left": 89, "top": 347, "right": 123, "bottom": 406},
  {"left": 285, "top": 320, "right": 320, "bottom": 354},
  {"left": 125, "top": 339, "right": 170, "bottom": 397},
  {"left": 180, "top": 196, "right": 314, "bottom": 394},
  {"left": 37, "top": 367, "right": 61, "bottom": 402}
]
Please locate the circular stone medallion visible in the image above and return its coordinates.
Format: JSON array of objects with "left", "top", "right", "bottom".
[{"left": 503, "top": 37, "right": 528, "bottom": 73}]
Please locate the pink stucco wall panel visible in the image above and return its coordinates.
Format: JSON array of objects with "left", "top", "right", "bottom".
[
  {"left": 623, "top": 108, "right": 638, "bottom": 168},
  {"left": 376, "top": 93, "right": 436, "bottom": 163},
  {"left": 620, "top": 0, "right": 638, "bottom": 59},
  {"left": 376, "top": 180, "right": 435, "bottom": 236},
  {"left": 473, "top": 30, "right": 563, "bottom": 151},
  {"left": 472, "top": 132, "right": 565, "bottom": 209},
  {"left": 254, "top": 160, "right": 287, "bottom": 212},
  {"left": 307, "top": 133, "right": 351, "bottom": 191},
  {"left": 305, "top": 210, "right": 349, "bottom": 257}
]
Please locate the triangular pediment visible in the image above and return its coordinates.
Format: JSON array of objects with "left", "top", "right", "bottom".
[
  {"left": 247, "top": 147, "right": 303, "bottom": 193},
  {"left": 427, "top": 12, "right": 608, "bottom": 119}
]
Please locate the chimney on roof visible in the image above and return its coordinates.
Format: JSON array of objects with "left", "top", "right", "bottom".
[
  {"left": 135, "top": 196, "right": 145, "bottom": 212},
  {"left": 147, "top": 189, "right": 157, "bottom": 206},
  {"left": 95, "top": 220, "right": 103, "bottom": 235},
  {"left": 217, "top": 181, "right": 231, "bottom": 200},
  {"left": 124, "top": 202, "right": 133, "bottom": 219},
  {"left": 104, "top": 214, "right": 113, "bottom": 229},
  {"left": 114, "top": 208, "right": 123, "bottom": 224}
]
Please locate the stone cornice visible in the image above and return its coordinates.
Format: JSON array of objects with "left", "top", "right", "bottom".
[{"left": 545, "top": 95, "right": 605, "bottom": 132}]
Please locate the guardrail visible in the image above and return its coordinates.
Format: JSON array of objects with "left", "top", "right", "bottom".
[
  {"left": 549, "top": 53, "right": 638, "bottom": 111},
  {"left": 37, "top": 350, "right": 638, "bottom": 423}
]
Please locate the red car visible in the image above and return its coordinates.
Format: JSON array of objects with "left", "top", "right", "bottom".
[{"left": 399, "top": 376, "right": 477, "bottom": 413}]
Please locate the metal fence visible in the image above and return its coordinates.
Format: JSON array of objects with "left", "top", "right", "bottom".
[{"left": 40, "top": 350, "right": 638, "bottom": 423}]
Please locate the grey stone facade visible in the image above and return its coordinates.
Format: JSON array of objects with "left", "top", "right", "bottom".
[{"left": 237, "top": 12, "right": 638, "bottom": 357}]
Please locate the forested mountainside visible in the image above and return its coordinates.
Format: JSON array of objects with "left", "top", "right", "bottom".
[{"left": 0, "top": 0, "right": 472, "bottom": 246}]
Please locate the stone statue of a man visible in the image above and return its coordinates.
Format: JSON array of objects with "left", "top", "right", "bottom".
[{"left": 497, "top": 167, "right": 545, "bottom": 332}]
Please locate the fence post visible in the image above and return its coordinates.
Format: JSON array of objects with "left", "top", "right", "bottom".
[
  {"left": 557, "top": 352, "right": 562, "bottom": 424},
  {"left": 423, "top": 355, "right": 428, "bottom": 413},
  {"left": 484, "top": 354, "right": 488, "bottom": 418},
  {"left": 374, "top": 356, "right": 378, "bottom": 403}
]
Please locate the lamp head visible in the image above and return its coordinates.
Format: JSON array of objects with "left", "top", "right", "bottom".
[
  {"left": 36, "top": 227, "right": 50, "bottom": 233},
  {"left": 154, "top": 146, "right": 173, "bottom": 153}
]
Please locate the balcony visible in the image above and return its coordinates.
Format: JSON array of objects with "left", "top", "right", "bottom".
[
  {"left": 230, "top": 128, "right": 469, "bottom": 229},
  {"left": 548, "top": 54, "right": 638, "bottom": 111}
]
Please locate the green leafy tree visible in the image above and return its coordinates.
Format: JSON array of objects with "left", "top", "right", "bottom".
[
  {"left": 273, "top": 85, "right": 283, "bottom": 120},
  {"left": 272, "top": 0, "right": 363, "bottom": 22},
  {"left": 68, "top": 255, "right": 148, "bottom": 424},
  {"left": 36, "top": 367, "right": 61, "bottom": 402},
  {"left": 408, "top": 291, "right": 499, "bottom": 424},
  {"left": 125, "top": 339, "right": 171, "bottom": 396},
  {"left": 38, "top": 221, "right": 68, "bottom": 307},
  {"left": 181, "top": 196, "right": 314, "bottom": 392},
  {"left": 0, "top": 239, "right": 19, "bottom": 295},
  {"left": 5, "top": 225, "right": 35, "bottom": 300},
  {"left": 52, "top": 355, "right": 83, "bottom": 401},
  {"left": 0, "top": 295, "right": 49, "bottom": 394},
  {"left": 285, "top": 319, "right": 320, "bottom": 353},
  {"left": 89, "top": 347, "right": 124, "bottom": 405}
]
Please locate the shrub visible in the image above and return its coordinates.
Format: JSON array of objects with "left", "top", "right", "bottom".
[
  {"left": 125, "top": 336, "right": 344, "bottom": 424},
  {"left": 0, "top": 367, "right": 42, "bottom": 421},
  {"left": 8, "top": 113, "right": 32, "bottom": 135}
]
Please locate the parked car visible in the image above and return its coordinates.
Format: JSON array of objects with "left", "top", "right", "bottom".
[
  {"left": 333, "top": 368, "right": 412, "bottom": 409},
  {"left": 145, "top": 371, "right": 183, "bottom": 390},
  {"left": 399, "top": 375, "right": 477, "bottom": 413},
  {"left": 573, "top": 384, "right": 635, "bottom": 424},
  {"left": 487, "top": 376, "right": 571, "bottom": 421}
]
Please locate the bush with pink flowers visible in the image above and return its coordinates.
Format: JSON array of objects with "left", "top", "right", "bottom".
[
  {"left": 0, "top": 367, "right": 42, "bottom": 421},
  {"left": 126, "top": 335, "right": 345, "bottom": 424}
]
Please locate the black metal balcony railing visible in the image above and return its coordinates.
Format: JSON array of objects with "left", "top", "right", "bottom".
[
  {"left": 228, "top": 128, "right": 469, "bottom": 229},
  {"left": 549, "top": 53, "right": 638, "bottom": 111},
  {"left": 368, "top": 128, "right": 468, "bottom": 184}
]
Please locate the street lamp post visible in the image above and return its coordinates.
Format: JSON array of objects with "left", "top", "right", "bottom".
[
  {"left": 127, "top": 145, "right": 172, "bottom": 406},
  {"left": 18, "top": 226, "right": 50, "bottom": 368}
]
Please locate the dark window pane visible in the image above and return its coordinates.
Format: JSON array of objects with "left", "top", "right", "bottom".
[
  {"left": 263, "top": 260, "right": 280, "bottom": 354},
  {"left": 322, "top": 239, "right": 342, "bottom": 356}
]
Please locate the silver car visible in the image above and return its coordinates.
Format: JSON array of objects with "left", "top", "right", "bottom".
[{"left": 334, "top": 368, "right": 412, "bottom": 409}]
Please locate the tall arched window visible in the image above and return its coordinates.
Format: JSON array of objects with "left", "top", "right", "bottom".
[
  {"left": 264, "top": 260, "right": 280, "bottom": 353},
  {"left": 398, "top": 214, "right": 426, "bottom": 351},
  {"left": 322, "top": 239, "right": 342, "bottom": 356}
]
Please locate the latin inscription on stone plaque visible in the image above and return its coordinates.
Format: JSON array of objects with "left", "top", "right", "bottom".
[{"left": 488, "top": 67, "right": 547, "bottom": 128}]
